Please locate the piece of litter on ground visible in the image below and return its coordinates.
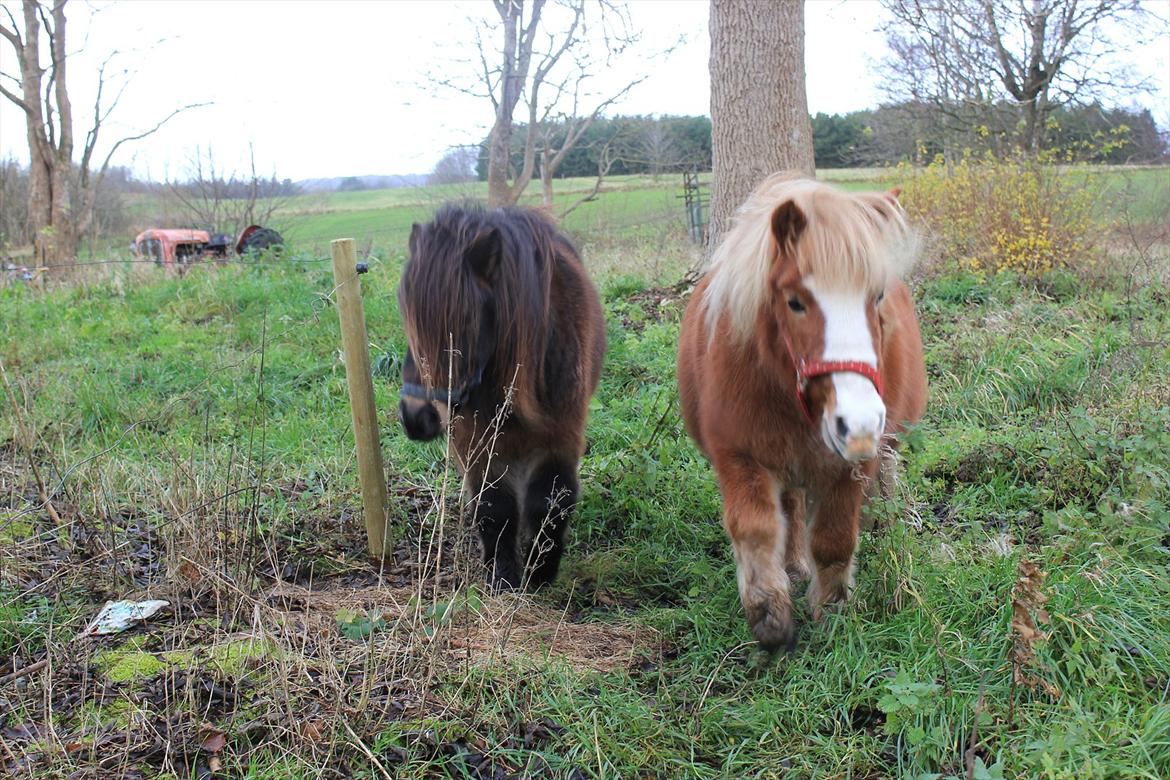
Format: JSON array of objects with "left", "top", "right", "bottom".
[{"left": 81, "top": 600, "right": 170, "bottom": 636}]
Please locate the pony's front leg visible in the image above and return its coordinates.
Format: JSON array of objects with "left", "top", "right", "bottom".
[
  {"left": 807, "top": 477, "right": 865, "bottom": 619},
  {"left": 714, "top": 454, "right": 794, "bottom": 651},
  {"left": 521, "top": 456, "right": 579, "bottom": 589},
  {"left": 781, "top": 489, "right": 812, "bottom": 582},
  {"left": 470, "top": 481, "right": 523, "bottom": 591}
]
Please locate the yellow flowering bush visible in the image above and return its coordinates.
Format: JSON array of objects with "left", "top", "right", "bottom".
[{"left": 900, "top": 151, "right": 1097, "bottom": 278}]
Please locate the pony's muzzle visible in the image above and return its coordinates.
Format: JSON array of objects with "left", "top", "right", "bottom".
[
  {"left": 399, "top": 396, "right": 443, "bottom": 441},
  {"left": 841, "top": 429, "right": 879, "bottom": 461},
  {"left": 825, "top": 372, "right": 885, "bottom": 462}
]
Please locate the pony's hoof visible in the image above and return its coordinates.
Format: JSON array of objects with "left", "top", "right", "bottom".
[
  {"left": 486, "top": 570, "right": 522, "bottom": 593},
  {"left": 523, "top": 556, "right": 562, "bottom": 591},
  {"left": 523, "top": 570, "right": 556, "bottom": 591},
  {"left": 786, "top": 562, "right": 812, "bottom": 584},
  {"left": 755, "top": 622, "right": 798, "bottom": 654},
  {"left": 746, "top": 601, "right": 797, "bottom": 653},
  {"left": 810, "top": 595, "right": 848, "bottom": 622}
]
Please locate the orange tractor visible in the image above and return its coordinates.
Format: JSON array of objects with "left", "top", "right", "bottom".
[{"left": 132, "top": 225, "right": 284, "bottom": 267}]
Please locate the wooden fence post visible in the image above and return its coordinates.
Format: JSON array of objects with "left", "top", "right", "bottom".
[{"left": 330, "top": 238, "right": 392, "bottom": 559}]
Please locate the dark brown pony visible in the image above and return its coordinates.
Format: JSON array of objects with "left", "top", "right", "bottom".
[
  {"left": 398, "top": 203, "right": 606, "bottom": 590},
  {"left": 677, "top": 174, "right": 928, "bottom": 650}
]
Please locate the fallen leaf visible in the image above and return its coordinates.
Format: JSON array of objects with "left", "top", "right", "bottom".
[
  {"left": 199, "top": 726, "right": 227, "bottom": 753},
  {"left": 296, "top": 719, "right": 326, "bottom": 743},
  {"left": 177, "top": 560, "right": 203, "bottom": 584}
]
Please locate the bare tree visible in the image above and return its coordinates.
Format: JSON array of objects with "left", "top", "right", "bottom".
[
  {"left": 635, "top": 117, "right": 679, "bottom": 180},
  {"left": 708, "top": 0, "right": 815, "bottom": 247},
  {"left": 534, "top": 39, "right": 646, "bottom": 210},
  {"left": 881, "top": 0, "right": 1155, "bottom": 155},
  {"left": 427, "top": 146, "right": 479, "bottom": 186},
  {"left": 0, "top": 0, "right": 204, "bottom": 271},
  {"left": 164, "top": 145, "right": 293, "bottom": 239},
  {"left": 437, "top": 0, "right": 648, "bottom": 209},
  {"left": 558, "top": 136, "right": 620, "bottom": 217}
]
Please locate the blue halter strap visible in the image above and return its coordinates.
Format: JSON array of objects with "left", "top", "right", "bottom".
[{"left": 400, "top": 362, "right": 486, "bottom": 408}]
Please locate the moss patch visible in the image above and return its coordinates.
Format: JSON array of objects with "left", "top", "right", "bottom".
[
  {"left": 93, "top": 649, "right": 170, "bottom": 683},
  {"left": 0, "top": 518, "right": 34, "bottom": 545},
  {"left": 206, "top": 636, "right": 283, "bottom": 676},
  {"left": 77, "top": 698, "right": 143, "bottom": 730},
  {"left": 92, "top": 636, "right": 278, "bottom": 684}
]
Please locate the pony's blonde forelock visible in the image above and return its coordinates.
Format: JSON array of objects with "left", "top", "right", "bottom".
[{"left": 703, "top": 173, "right": 916, "bottom": 342}]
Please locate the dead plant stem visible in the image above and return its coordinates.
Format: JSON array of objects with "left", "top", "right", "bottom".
[{"left": 0, "top": 359, "right": 62, "bottom": 526}]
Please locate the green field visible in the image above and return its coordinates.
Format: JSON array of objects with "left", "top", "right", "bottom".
[
  {"left": 268, "top": 166, "right": 1170, "bottom": 251},
  {"left": 106, "top": 166, "right": 1168, "bottom": 260},
  {"left": 2, "top": 170, "right": 1169, "bottom": 778}
]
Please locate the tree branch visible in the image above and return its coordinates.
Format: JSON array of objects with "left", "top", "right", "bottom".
[
  {"left": 96, "top": 101, "right": 210, "bottom": 180},
  {"left": 0, "top": 80, "right": 29, "bottom": 113},
  {"left": 0, "top": 12, "right": 21, "bottom": 47},
  {"left": 559, "top": 139, "right": 616, "bottom": 218}
]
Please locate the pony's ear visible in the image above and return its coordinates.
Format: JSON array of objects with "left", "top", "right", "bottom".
[
  {"left": 770, "top": 200, "right": 807, "bottom": 252},
  {"left": 869, "top": 188, "right": 904, "bottom": 221},
  {"left": 465, "top": 227, "right": 501, "bottom": 281}
]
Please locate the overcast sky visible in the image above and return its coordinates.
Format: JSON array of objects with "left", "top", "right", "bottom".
[{"left": 1, "top": 0, "right": 1166, "bottom": 182}]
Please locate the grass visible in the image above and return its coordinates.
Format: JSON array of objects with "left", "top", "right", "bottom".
[
  {"left": 1, "top": 169, "right": 1168, "bottom": 778},
  {"left": 270, "top": 166, "right": 1169, "bottom": 251}
]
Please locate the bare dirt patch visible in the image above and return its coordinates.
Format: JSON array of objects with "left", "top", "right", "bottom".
[{"left": 270, "top": 581, "right": 660, "bottom": 674}]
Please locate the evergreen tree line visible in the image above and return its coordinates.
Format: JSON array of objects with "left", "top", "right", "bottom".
[{"left": 475, "top": 102, "right": 1167, "bottom": 181}]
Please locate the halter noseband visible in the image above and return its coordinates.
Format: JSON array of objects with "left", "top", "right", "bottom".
[
  {"left": 400, "top": 362, "right": 485, "bottom": 408},
  {"left": 781, "top": 331, "right": 884, "bottom": 425}
]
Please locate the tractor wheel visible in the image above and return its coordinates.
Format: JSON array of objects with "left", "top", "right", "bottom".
[{"left": 240, "top": 227, "right": 285, "bottom": 256}]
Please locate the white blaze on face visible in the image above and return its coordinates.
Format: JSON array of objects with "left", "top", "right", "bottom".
[{"left": 804, "top": 276, "right": 885, "bottom": 461}]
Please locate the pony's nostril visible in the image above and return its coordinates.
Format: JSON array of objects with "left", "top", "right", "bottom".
[{"left": 835, "top": 415, "right": 849, "bottom": 439}]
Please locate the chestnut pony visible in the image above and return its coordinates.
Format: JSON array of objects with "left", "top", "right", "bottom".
[
  {"left": 677, "top": 174, "right": 927, "bottom": 650},
  {"left": 398, "top": 204, "right": 606, "bottom": 590}
]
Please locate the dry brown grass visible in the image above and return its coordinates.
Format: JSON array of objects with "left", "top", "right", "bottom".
[{"left": 0, "top": 361, "right": 662, "bottom": 776}]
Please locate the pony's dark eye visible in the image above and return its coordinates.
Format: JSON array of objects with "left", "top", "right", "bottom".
[
  {"left": 875, "top": 291, "right": 885, "bottom": 306},
  {"left": 787, "top": 297, "right": 806, "bottom": 313}
]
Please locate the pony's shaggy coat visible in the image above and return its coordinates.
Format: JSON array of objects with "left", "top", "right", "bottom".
[
  {"left": 678, "top": 174, "right": 928, "bottom": 650},
  {"left": 398, "top": 204, "right": 606, "bottom": 589}
]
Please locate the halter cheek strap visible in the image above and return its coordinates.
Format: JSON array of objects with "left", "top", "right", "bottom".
[
  {"left": 781, "top": 331, "right": 884, "bottom": 425},
  {"left": 400, "top": 362, "right": 486, "bottom": 408}
]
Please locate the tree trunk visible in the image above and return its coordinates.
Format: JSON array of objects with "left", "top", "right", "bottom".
[
  {"left": 1022, "top": 99, "right": 1040, "bottom": 155},
  {"left": 27, "top": 158, "right": 51, "bottom": 266},
  {"left": 1021, "top": 87, "right": 1053, "bottom": 155},
  {"left": 486, "top": 0, "right": 532, "bottom": 209},
  {"left": 486, "top": 112, "right": 516, "bottom": 208},
  {"left": 47, "top": 154, "right": 78, "bottom": 265},
  {"left": 708, "top": 0, "right": 815, "bottom": 247},
  {"left": 540, "top": 149, "right": 554, "bottom": 208},
  {"left": 8, "top": 0, "right": 80, "bottom": 270}
]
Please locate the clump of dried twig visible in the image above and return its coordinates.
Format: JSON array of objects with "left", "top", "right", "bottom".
[{"left": 1007, "top": 558, "right": 1059, "bottom": 727}]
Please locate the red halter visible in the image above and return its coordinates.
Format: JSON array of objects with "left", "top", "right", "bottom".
[{"left": 781, "top": 330, "right": 884, "bottom": 425}]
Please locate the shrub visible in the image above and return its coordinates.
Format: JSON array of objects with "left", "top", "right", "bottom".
[{"left": 900, "top": 152, "right": 1097, "bottom": 278}]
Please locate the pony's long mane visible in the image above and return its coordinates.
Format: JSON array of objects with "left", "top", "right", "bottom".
[
  {"left": 400, "top": 203, "right": 560, "bottom": 405},
  {"left": 703, "top": 173, "right": 916, "bottom": 343}
]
